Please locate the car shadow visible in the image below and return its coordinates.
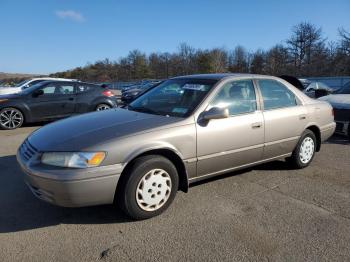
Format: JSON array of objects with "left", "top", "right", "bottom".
[
  {"left": 0, "top": 155, "right": 132, "bottom": 233},
  {"left": 325, "top": 134, "right": 349, "bottom": 145},
  {"left": 190, "top": 159, "right": 294, "bottom": 188}
]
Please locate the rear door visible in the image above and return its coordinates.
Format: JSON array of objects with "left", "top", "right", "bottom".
[
  {"left": 29, "top": 82, "right": 76, "bottom": 120},
  {"left": 256, "top": 79, "right": 307, "bottom": 159},
  {"left": 74, "top": 83, "right": 98, "bottom": 113}
]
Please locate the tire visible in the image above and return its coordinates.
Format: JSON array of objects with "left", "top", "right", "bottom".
[
  {"left": 117, "top": 155, "right": 179, "bottom": 220},
  {"left": 96, "top": 104, "right": 112, "bottom": 111},
  {"left": 287, "top": 129, "right": 317, "bottom": 169},
  {"left": 0, "top": 107, "right": 24, "bottom": 130}
]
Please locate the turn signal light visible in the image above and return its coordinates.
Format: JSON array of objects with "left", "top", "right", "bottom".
[{"left": 87, "top": 152, "right": 106, "bottom": 166}]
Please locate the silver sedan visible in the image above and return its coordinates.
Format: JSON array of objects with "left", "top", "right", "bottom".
[{"left": 17, "top": 74, "right": 335, "bottom": 219}]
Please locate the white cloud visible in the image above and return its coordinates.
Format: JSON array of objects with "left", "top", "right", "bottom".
[{"left": 55, "top": 10, "right": 85, "bottom": 22}]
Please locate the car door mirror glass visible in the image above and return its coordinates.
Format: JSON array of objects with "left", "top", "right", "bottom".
[{"left": 201, "top": 107, "right": 229, "bottom": 121}]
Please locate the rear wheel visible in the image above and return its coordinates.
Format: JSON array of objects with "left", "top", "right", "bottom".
[
  {"left": 0, "top": 107, "right": 24, "bottom": 130},
  {"left": 117, "top": 155, "right": 179, "bottom": 220},
  {"left": 96, "top": 104, "right": 111, "bottom": 111},
  {"left": 287, "top": 129, "right": 316, "bottom": 169}
]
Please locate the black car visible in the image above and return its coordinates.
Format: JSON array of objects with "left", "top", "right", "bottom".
[
  {"left": 121, "top": 81, "right": 162, "bottom": 104},
  {"left": 0, "top": 81, "right": 118, "bottom": 130},
  {"left": 318, "top": 82, "right": 350, "bottom": 140}
]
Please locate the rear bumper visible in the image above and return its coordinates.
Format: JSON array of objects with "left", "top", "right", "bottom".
[
  {"left": 334, "top": 120, "right": 349, "bottom": 136},
  {"left": 320, "top": 122, "right": 336, "bottom": 142},
  {"left": 17, "top": 151, "right": 122, "bottom": 207}
]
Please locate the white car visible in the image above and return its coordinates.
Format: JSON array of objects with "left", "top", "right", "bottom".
[{"left": 0, "top": 78, "right": 76, "bottom": 95}]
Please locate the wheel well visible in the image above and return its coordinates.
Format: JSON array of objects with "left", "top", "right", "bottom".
[
  {"left": 1, "top": 106, "right": 26, "bottom": 123},
  {"left": 117, "top": 149, "right": 189, "bottom": 195},
  {"left": 306, "top": 125, "right": 321, "bottom": 151}
]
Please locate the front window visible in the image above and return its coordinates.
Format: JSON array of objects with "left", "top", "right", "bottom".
[
  {"left": 128, "top": 79, "right": 217, "bottom": 117},
  {"left": 208, "top": 80, "right": 257, "bottom": 115}
]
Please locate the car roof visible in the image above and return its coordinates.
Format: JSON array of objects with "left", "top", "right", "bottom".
[
  {"left": 171, "top": 73, "right": 268, "bottom": 81},
  {"left": 35, "top": 80, "right": 99, "bottom": 85}
]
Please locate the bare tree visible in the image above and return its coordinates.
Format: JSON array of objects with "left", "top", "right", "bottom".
[
  {"left": 228, "top": 46, "right": 249, "bottom": 73},
  {"left": 287, "top": 22, "right": 325, "bottom": 75}
]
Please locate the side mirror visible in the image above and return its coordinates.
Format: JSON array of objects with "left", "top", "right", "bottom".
[
  {"left": 200, "top": 107, "right": 229, "bottom": 121},
  {"left": 32, "top": 89, "right": 44, "bottom": 97}
]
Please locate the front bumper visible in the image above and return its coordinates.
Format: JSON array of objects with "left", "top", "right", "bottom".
[{"left": 17, "top": 144, "right": 123, "bottom": 207}]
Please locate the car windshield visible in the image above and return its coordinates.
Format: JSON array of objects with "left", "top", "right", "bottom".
[
  {"left": 20, "top": 81, "right": 49, "bottom": 94},
  {"left": 335, "top": 83, "right": 350, "bottom": 94},
  {"left": 15, "top": 79, "right": 30, "bottom": 87},
  {"left": 128, "top": 78, "right": 217, "bottom": 117}
]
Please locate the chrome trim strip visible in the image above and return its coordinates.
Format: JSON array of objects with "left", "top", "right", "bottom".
[
  {"left": 189, "top": 153, "right": 291, "bottom": 182},
  {"left": 264, "top": 136, "right": 299, "bottom": 146},
  {"left": 197, "top": 144, "right": 264, "bottom": 161}
]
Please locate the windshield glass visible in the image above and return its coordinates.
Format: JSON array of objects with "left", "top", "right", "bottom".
[
  {"left": 15, "top": 79, "right": 30, "bottom": 87},
  {"left": 335, "top": 83, "right": 350, "bottom": 94},
  {"left": 129, "top": 78, "right": 218, "bottom": 117},
  {"left": 20, "top": 81, "right": 48, "bottom": 94}
]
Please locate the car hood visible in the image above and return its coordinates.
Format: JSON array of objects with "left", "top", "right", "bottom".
[
  {"left": 0, "top": 93, "right": 22, "bottom": 99},
  {"left": 318, "top": 94, "right": 350, "bottom": 109},
  {"left": 0, "top": 87, "right": 21, "bottom": 95},
  {"left": 28, "top": 108, "right": 183, "bottom": 151}
]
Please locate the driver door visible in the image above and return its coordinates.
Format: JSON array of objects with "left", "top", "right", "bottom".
[
  {"left": 29, "top": 82, "right": 76, "bottom": 120},
  {"left": 196, "top": 79, "right": 264, "bottom": 177}
]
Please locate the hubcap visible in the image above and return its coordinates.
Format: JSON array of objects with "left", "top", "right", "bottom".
[
  {"left": 96, "top": 104, "right": 111, "bottom": 111},
  {"left": 299, "top": 137, "right": 315, "bottom": 164},
  {"left": 0, "top": 109, "right": 22, "bottom": 129},
  {"left": 136, "top": 169, "right": 172, "bottom": 211}
]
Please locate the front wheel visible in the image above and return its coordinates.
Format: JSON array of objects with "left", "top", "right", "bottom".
[
  {"left": 287, "top": 129, "right": 316, "bottom": 169},
  {"left": 117, "top": 155, "right": 179, "bottom": 220},
  {"left": 0, "top": 107, "right": 24, "bottom": 130},
  {"left": 96, "top": 104, "right": 112, "bottom": 111}
]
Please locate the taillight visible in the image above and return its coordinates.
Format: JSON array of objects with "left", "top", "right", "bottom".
[{"left": 102, "top": 90, "right": 114, "bottom": 97}]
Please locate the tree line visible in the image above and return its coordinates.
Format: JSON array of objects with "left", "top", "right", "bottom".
[{"left": 48, "top": 22, "right": 348, "bottom": 82}]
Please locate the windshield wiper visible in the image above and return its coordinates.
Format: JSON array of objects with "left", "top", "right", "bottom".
[{"left": 128, "top": 105, "right": 161, "bottom": 115}]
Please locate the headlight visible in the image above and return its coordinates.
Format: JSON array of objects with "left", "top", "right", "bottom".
[
  {"left": 41, "top": 152, "right": 106, "bottom": 168},
  {"left": 0, "top": 99, "right": 8, "bottom": 103}
]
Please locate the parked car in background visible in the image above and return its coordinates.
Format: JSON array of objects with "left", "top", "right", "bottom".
[
  {"left": 121, "top": 81, "right": 162, "bottom": 104},
  {"left": 0, "top": 77, "right": 76, "bottom": 95},
  {"left": 298, "top": 78, "right": 312, "bottom": 88},
  {"left": 303, "top": 81, "right": 334, "bottom": 98},
  {"left": 0, "top": 80, "right": 117, "bottom": 129},
  {"left": 17, "top": 74, "right": 335, "bottom": 219},
  {"left": 319, "top": 82, "right": 350, "bottom": 140}
]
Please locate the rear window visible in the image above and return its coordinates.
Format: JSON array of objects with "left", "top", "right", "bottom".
[{"left": 258, "top": 80, "right": 297, "bottom": 110}]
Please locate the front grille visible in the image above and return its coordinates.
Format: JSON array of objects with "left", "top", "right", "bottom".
[{"left": 19, "top": 139, "right": 38, "bottom": 161}]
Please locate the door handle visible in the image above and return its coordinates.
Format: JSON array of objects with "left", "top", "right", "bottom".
[
  {"left": 251, "top": 122, "right": 262, "bottom": 128},
  {"left": 68, "top": 97, "right": 74, "bottom": 101},
  {"left": 299, "top": 114, "right": 307, "bottom": 120}
]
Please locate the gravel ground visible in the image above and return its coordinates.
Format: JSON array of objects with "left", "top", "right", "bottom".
[{"left": 0, "top": 125, "right": 349, "bottom": 262}]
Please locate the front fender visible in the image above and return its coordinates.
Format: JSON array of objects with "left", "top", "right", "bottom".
[{"left": 122, "top": 141, "right": 184, "bottom": 165}]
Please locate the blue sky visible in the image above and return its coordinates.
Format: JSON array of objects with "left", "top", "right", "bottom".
[{"left": 0, "top": 0, "right": 349, "bottom": 74}]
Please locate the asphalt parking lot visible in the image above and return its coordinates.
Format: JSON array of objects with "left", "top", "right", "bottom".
[{"left": 0, "top": 125, "right": 349, "bottom": 262}]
